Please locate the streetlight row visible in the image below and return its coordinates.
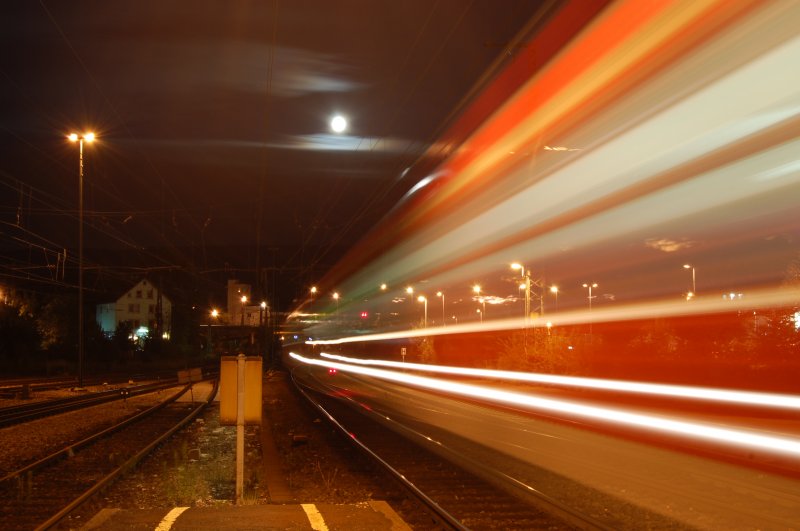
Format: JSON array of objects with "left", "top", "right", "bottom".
[{"left": 307, "top": 263, "right": 700, "bottom": 318}]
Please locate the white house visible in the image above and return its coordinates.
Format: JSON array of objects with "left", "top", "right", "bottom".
[{"left": 96, "top": 278, "right": 172, "bottom": 341}]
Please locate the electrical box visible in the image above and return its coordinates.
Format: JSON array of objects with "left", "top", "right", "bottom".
[{"left": 220, "top": 355, "right": 262, "bottom": 425}]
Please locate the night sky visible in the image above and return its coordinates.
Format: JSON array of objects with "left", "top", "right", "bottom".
[{"left": 1, "top": 1, "right": 549, "bottom": 306}]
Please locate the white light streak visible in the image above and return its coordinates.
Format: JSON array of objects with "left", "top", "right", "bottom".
[
  {"left": 319, "top": 353, "right": 800, "bottom": 410},
  {"left": 290, "top": 353, "right": 800, "bottom": 457}
]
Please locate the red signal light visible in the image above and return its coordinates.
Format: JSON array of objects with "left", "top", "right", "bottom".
[{"left": 360, "top": 311, "right": 369, "bottom": 319}]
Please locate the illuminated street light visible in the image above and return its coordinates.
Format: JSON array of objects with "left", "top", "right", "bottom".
[
  {"left": 333, "top": 291, "right": 340, "bottom": 313},
  {"left": 511, "top": 263, "right": 530, "bottom": 325},
  {"left": 583, "top": 282, "right": 598, "bottom": 337},
  {"left": 683, "top": 264, "right": 696, "bottom": 297},
  {"left": 68, "top": 131, "right": 95, "bottom": 388},
  {"left": 473, "top": 284, "right": 486, "bottom": 318},
  {"left": 582, "top": 283, "right": 597, "bottom": 311},
  {"left": 240, "top": 295, "right": 247, "bottom": 326},
  {"left": 550, "top": 285, "right": 559, "bottom": 311},
  {"left": 476, "top": 308, "right": 482, "bottom": 323},
  {"left": 211, "top": 308, "right": 219, "bottom": 319},
  {"left": 436, "top": 291, "right": 445, "bottom": 326},
  {"left": 310, "top": 286, "right": 318, "bottom": 296},
  {"left": 406, "top": 286, "right": 414, "bottom": 295},
  {"left": 418, "top": 295, "right": 427, "bottom": 328},
  {"left": 380, "top": 283, "right": 387, "bottom": 291}
]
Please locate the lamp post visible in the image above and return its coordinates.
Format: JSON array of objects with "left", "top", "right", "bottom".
[
  {"left": 582, "top": 282, "right": 597, "bottom": 337},
  {"left": 210, "top": 308, "right": 219, "bottom": 355},
  {"left": 68, "top": 131, "right": 95, "bottom": 388},
  {"left": 240, "top": 295, "right": 247, "bottom": 325},
  {"left": 473, "top": 284, "right": 486, "bottom": 318},
  {"left": 332, "top": 292, "right": 340, "bottom": 314},
  {"left": 310, "top": 286, "right": 317, "bottom": 297},
  {"left": 418, "top": 295, "right": 427, "bottom": 328},
  {"left": 582, "top": 283, "right": 597, "bottom": 311},
  {"left": 683, "top": 264, "right": 696, "bottom": 299},
  {"left": 511, "top": 263, "right": 530, "bottom": 325},
  {"left": 436, "top": 291, "right": 445, "bottom": 326},
  {"left": 550, "top": 285, "right": 559, "bottom": 311}
]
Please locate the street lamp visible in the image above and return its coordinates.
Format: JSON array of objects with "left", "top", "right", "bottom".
[
  {"left": 209, "top": 309, "right": 219, "bottom": 355},
  {"left": 582, "top": 283, "right": 597, "bottom": 311},
  {"left": 476, "top": 308, "right": 482, "bottom": 322},
  {"left": 418, "top": 295, "right": 427, "bottom": 328},
  {"left": 68, "top": 131, "right": 95, "bottom": 388},
  {"left": 436, "top": 291, "right": 445, "bottom": 326},
  {"left": 582, "top": 282, "right": 598, "bottom": 336},
  {"left": 310, "top": 286, "right": 318, "bottom": 296},
  {"left": 511, "top": 263, "right": 531, "bottom": 325},
  {"left": 473, "top": 284, "right": 486, "bottom": 318},
  {"left": 240, "top": 295, "right": 247, "bottom": 326},
  {"left": 332, "top": 292, "right": 340, "bottom": 313},
  {"left": 683, "top": 264, "right": 696, "bottom": 298},
  {"left": 550, "top": 286, "right": 559, "bottom": 311},
  {"left": 380, "top": 283, "right": 387, "bottom": 291}
]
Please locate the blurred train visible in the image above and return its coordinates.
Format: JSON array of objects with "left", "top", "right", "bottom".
[
  {"left": 282, "top": 3, "right": 800, "bottom": 527},
  {"left": 285, "top": 0, "right": 799, "bottom": 391}
]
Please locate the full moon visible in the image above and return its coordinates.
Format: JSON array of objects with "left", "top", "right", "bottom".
[{"left": 330, "top": 115, "right": 347, "bottom": 133}]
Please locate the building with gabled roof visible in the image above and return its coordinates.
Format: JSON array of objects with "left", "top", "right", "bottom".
[{"left": 96, "top": 278, "right": 172, "bottom": 341}]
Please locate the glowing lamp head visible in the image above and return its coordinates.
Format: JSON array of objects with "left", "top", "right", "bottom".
[
  {"left": 241, "top": 295, "right": 247, "bottom": 303},
  {"left": 68, "top": 133, "right": 78, "bottom": 142},
  {"left": 417, "top": 295, "right": 426, "bottom": 303},
  {"left": 260, "top": 301, "right": 267, "bottom": 309},
  {"left": 85, "top": 132, "right": 95, "bottom": 142},
  {"left": 473, "top": 285, "right": 481, "bottom": 294}
]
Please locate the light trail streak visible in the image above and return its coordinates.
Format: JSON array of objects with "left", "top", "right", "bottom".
[
  {"left": 319, "top": 353, "right": 800, "bottom": 410},
  {"left": 290, "top": 352, "right": 800, "bottom": 458}
]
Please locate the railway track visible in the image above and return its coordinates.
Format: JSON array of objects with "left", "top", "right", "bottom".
[
  {"left": 293, "top": 372, "right": 612, "bottom": 531},
  {"left": 0, "top": 382, "right": 217, "bottom": 530},
  {"left": 0, "top": 380, "right": 180, "bottom": 428},
  {"left": 0, "top": 374, "right": 180, "bottom": 399}
]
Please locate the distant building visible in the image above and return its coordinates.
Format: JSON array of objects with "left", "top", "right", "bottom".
[
  {"left": 96, "top": 278, "right": 172, "bottom": 341},
  {"left": 226, "top": 279, "right": 265, "bottom": 326}
]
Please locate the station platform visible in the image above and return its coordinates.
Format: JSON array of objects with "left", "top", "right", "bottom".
[{"left": 82, "top": 500, "right": 411, "bottom": 530}]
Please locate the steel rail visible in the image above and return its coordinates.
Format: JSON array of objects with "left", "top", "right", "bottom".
[
  {"left": 291, "top": 371, "right": 468, "bottom": 530},
  {"left": 292, "top": 369, "right": 614, "bottom": 531},
  {"left": 0, "top": 380, "right": 180, "bottom": 427},
  {"left": 33, "top": 380, "right": 219, "bottom": 531}
]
